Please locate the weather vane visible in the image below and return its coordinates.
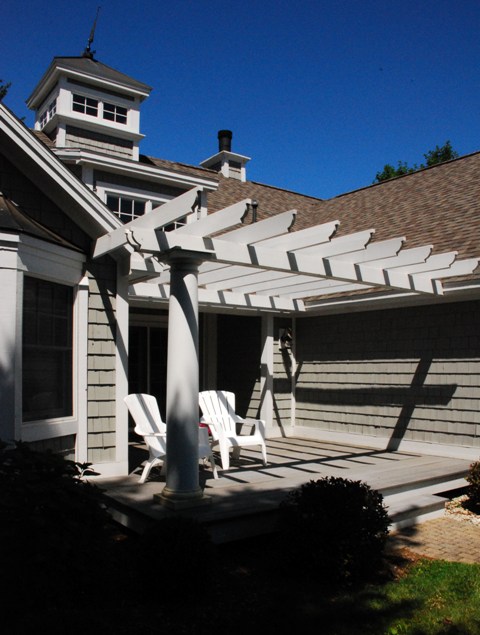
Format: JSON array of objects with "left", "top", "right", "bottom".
[{"left": 83, "top": 6, "right": 101, "bottom": 59}]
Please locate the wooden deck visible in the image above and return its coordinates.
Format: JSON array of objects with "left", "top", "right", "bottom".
[{"left": 96, "top": 437, "right": 471, "bottom": 543}]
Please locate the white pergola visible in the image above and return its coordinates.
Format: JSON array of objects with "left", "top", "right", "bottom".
[{"left": 94, "top": 187, "right": 479, "bottom": 507}]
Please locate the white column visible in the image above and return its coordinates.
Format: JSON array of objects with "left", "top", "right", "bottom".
[
  {"left": 159, "top": 251, "right": 210, "bottom": 509},
  {"left": 260, "top": 314, "right": 274, "bottom": 434},
  {"left": 114, "top": 262, "right": 130, "bottom": 473}
]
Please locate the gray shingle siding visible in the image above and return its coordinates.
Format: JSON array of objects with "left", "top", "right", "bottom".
[
  {"left": 294, "top": 300, "right": 480, "bottom": 448},
  {"left": 86, "top": 257, "right": 117, "bottom": 463}
]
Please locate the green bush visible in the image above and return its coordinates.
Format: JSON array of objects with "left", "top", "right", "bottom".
[
  {"left": 466, "top": 460, "right": 480, "bottom": 508},
  {"left": 277, "top": 477, "right": 390, "bottom": 586}
]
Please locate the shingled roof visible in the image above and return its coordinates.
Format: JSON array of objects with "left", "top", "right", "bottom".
[
  {"left": 27, "top": 56, "right": 152, "bottom": 109},
  {"left": 207, "top": 152, "right": 480, "bottom": 263},
  {"left": 140, "top": 155, "right": 219, "bottom": 183},
  {"left": 0, "top": 192, "right": 83, "bottom": 251},
  {"left": 206, "top": 175, "right": 323, "bottom": 219}
]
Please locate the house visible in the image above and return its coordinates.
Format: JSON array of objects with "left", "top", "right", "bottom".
[{"left": 1, "top": 51, "right": 479, "bottom": 503}]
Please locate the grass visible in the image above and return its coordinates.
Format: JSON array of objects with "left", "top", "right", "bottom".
[
  {"left": 326, "top": 560, "right": 480, "bottom": 634},
  {"left": 214, "top": 536, "right": 480, "bottom": 634}
]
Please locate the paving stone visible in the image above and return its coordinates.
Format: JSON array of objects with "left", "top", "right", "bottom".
[{"left": 390, "top": 517, "right": 480, "bottom": 564}]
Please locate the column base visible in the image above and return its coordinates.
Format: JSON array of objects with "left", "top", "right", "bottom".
[{"left": 155, "top": 487, "right": 212, "bottom": 510}]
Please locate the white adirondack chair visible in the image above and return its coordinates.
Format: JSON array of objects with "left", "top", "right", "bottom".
[
  {"left": 199, "top": 390, "right": 268, "bottom": 470},
  {"left": 124, "top": 393, "right": 218, "bottom": 483}
]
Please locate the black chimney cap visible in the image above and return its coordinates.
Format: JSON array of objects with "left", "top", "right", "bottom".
[{"left": 218, "top": 130, "right": 232, "bottom": 152}]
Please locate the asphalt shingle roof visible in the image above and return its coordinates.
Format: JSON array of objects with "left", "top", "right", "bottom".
[
  {"left": 140, "top": 155, "right": 219, "bottom": 183},
  {"left": 208, "top": 152, "right": 480, "bottom": 263},
  {"left": 51, "top": 56, "right": 152, "bottom": 93}
]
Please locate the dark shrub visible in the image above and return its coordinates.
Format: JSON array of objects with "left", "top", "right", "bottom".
[
  {"left": 277, "top": 477, "right": 390, "bottom": 586},
  {"left": 466, "top": 460, "right": 480, "bottom": 508},
  {"left": 0, "top": 440, "right": 122, "bottom": 612},
  {"left": 133, "top": 516, "right": 219, "bottom": 601}
]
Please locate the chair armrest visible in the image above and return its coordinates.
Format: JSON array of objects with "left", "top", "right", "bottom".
[
  {"left": 134, "top": 427, "right": 166, "bottom": 440},
  {"left": 199, "top": 417, "right": 224, "bottom": 443},
  {"left": 235, "top": 416, "right": 266, "bottom": 438}
]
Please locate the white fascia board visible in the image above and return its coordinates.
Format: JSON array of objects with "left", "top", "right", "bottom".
[
  {"left": 57, "top": 67, "right": 151, "bottom": 100},
  {"left": 200, "top": 150, "right": 251, "bottom": 167},
  {"left": 54, "top": 114, "right": 146, "bottom": 142},
  {"left": 0, "top": 104, "right": 121, "bottom": 237},
  {"left": 26, "top": 63, "right": 60, "bottom": 108},
  {"left": 55, "top": 148, "right": 219, "bottom": 190},
  {"left": 28, "top": 64, "right": 150, "bottom": 109},
  {"left": 18, "top": 234, "right": 86, "bottom": 285}
]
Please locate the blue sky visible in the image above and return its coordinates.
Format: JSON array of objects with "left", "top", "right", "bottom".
[{"left": 2, "top": 0, "right": 479, "bottom": 199}]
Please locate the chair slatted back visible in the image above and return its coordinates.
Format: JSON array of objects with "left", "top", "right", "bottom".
[
  {"left": 199, "top": 390, "right": 237, "bottom": 435},
  {"left": 124, "top": 393, "right": 166, "bottom": 437}
]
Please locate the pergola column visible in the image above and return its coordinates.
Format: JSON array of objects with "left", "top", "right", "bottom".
[{"left": 158, "top": 250, "right": 210, "bottom": 509}]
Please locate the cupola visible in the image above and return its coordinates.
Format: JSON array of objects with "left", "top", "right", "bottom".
[{"left": 26, "top": 55, "right": 152, "bottom": 161}]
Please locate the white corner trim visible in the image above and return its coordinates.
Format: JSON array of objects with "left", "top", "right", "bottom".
[{"left": 75, "top": 276, "right": 90, "bottom": 463}]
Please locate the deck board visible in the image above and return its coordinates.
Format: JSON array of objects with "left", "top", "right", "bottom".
[{"left": 97, "top": 437, "right": 471, "bottom": 540}]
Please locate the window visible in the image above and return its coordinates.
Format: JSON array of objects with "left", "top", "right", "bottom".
[
  {"left": 103, "top": 102, "right": 127, "bottom": 124},
  {"left": 72, "top": 93, "right": 98, "bottom": 117},
  {"left": 72, "top": 94, "right": 128, "bottom": 124},
  {"left": 22, "top": 277, "right": 73, "bottom": 422},
  {"left": 39, "top": 99, "right": 57, "bottom": 128},
  {"left": 106, "top": 194, "right": 146, "bottom": 223}
]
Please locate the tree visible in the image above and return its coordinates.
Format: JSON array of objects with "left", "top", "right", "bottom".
[
  {"left": 0, "top": 79, "right": 11, "bottom": 102},
  {"left": 423, "top": 140, "right": 458, "bottom": 167},
  {"left": 374, "top": 141, "right": 459, "bottom": 183}
]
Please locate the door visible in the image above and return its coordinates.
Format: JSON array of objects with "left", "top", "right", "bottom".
[{"left": 128, "top": 324, "right": 168, "bottom": 419}]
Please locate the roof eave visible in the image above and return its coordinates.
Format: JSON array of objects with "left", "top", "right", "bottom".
[{"left": 0, "top": 102, "right": 122, "bottom": 242}]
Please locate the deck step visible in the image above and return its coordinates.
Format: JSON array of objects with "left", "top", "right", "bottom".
[
  {"left": 371, "top": 468, "right": 469, "bottom": 497},
  {"left": 385, "top": 477, "right": 467, "bottom": 529}
]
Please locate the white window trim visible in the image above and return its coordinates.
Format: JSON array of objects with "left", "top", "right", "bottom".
[
  {"left": 71, "top": 92, "right": 129, "bottom": 127},
  {"left": 14, "top": 234, "right": 87, "bottom": 444},
  {"left": 96, "top": 181, "right": 175, "bottom": 211}
]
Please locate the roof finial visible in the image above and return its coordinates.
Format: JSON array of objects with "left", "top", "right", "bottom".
[{"left": 82, "top": 6, "right": 101, "bottom": 59}]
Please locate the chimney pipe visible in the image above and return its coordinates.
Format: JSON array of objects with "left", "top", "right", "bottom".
[{"left": 218, "top": 130, "right": 232, "bottom": 152}]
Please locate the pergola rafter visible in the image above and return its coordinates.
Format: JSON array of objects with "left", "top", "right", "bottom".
[
  {"left": 94, "top": 188, "right": 480, "bottom": 309},
  {"left": 127, "top": 226, "right": 474, "bottom": 299}
]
